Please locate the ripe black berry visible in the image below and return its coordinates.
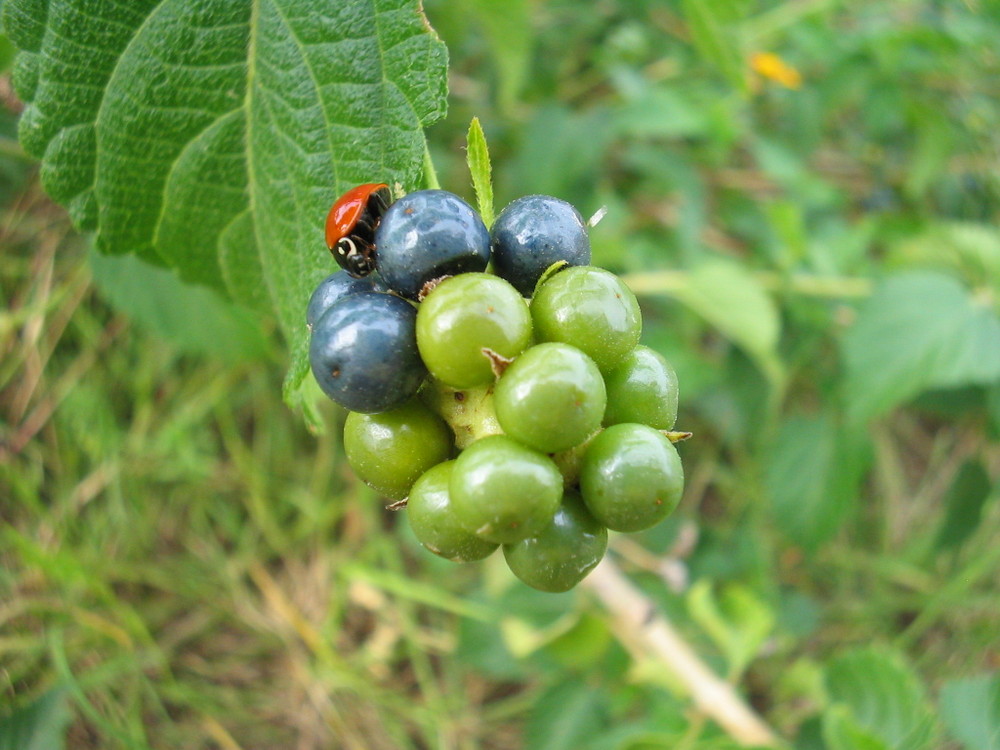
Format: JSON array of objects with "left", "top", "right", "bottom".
[
  {"left": 490, "top": 195, "right": 591, "bottom": 296},
  {"left": 309, "top": 292, "right": 425, "bottom": 413},
  {"left": 375, "top": 190, "right": 491, "bottom": 299}
]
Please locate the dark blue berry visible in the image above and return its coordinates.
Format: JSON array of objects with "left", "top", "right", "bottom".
[
  {"left": 490, "top": 195, "right": 591, "bottom": 296},
  {"left": 309, "top": 292, "right": 426, "bottom": 413},
  {"left": 306, "top": 270, "right": 387, "bottom": 330},
  {"left": 375, "top": 190, "right": 491, "bottom": 299}
]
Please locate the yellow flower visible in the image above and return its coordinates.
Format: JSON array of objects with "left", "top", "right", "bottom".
[{"left": 751, "top": 52, "right": 802, "bottom": 89}]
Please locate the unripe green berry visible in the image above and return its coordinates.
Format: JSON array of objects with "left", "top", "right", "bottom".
[
  {"left": 407, "top": 461, "right": 499, "bottom": 562},
  {"left": 344, "top": 398, "right": 452, "bottom": 500},
  {"left": 494, "top": 343, "right": 606, "bottom": 453},
  {"left": 450, "top": 435, "right": 563, "bottom": 544},
  {"left": 530, "top": 266, "right": 642, "bottom": 373},
  {"left": 580, "top": 423, "right": 683, "bottom": 532},
  {"left": 603, "top": 345, "right": 679, "bottom": 429},
  {"left": 417, "top": 273, "right": 532, "bottom": 389},
  {"left": 503, "top": 492, "right": 607, "bottom": 592}
]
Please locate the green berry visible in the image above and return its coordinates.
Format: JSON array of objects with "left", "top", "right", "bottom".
[
  {"left": 494, "top": 343, "right": 606, "bottom": 453},
  {"left": 579, "top": 423, "right": 683, "bottom": 532},
  {"left": 530, "top": 266, "right": 642, "bottom": 373},
  {"left": 450, "top": 435, "right": 563, "bottom": 544},
  {"left": 603, "top": 345, "right": 679, "bottom": 430},
  {"left": 406, "top": 462, "right": 499, "bottom": 562},
  {"left": 416, "top": 273, "right": 532, "bottom": 389},
  {"left": 503, "top": 492, "right": 608, "bottom": 592},
  {"left": 343, "top": 398, "right": 453, "bottom": 500}
]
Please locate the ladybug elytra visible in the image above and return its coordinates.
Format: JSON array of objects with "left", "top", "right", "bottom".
[{"left": 324, "top": 182, "right": 392, "bottom": 277}]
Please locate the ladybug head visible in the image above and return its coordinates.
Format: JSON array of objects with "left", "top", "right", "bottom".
[{"left": 335, "top": 237, "right": 377, "bottom": 278}]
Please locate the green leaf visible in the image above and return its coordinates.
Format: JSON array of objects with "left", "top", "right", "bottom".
[
  {"left": 0, "top": 688, "right": 72, "bottom": 750},
  {"left": 614, "top": 88, "right": 710, "bottom": 139},
  {"left": 671, "top": 261, "right": 784, "bottom": 387},
  {"left": 0, "top": 32, "right": 15, "bottom": 73},
  {"left": 990, "top": 382, "right": 1000, "bottom": 435},
  {"left": 824, "top": 648, "right": 936, "bottom": 750},
  {"left": 765, "top": 413, "right": 869, "bottom": 551},
  {"left": 681, "top": 0, "right": 748, "bottom": 94},
  {"left": 218, "top": 210, "right": 269, "bottom": 314},
  {"left": 463, "top": 0, "right": 532, "bottom": 115},
  {"left": 577, "top": 697, "right": 690, "bottom": 749},
  {"left": 466, "top": 116, "right": 494, "bottom": 228},
  {"left": 456, "top": 612, "right": 523, "bottom": 680},
  {"left": 3, "top": 0, "right": 448, "bottom": 405},
  {"left": 764, "top": 199, "right": 808, "bottom": 268},
  {"left": 500, "top": 613, "right": 580, "bottom": 659},
  {"left": 904, "top": 113, "right": 953, "bottom": 200},
  {"left": 509, "top": 104, "right": 612, "bottom": 204},
  {"left": 843, "top": 271, "right": 1000, "bottom": 423},
  {"left": 250, "top": 0, "right": 447, "bottom": 407},
  {"left": 282, "top": 356, "right": 326, "bottom": 434},
  {"left": 934, "top": 461, "right": 993, "bottom": 553},
  {"left": 686, "top": 580, "right": 775, "bottom": 679},
  {"left": 524, "top": 680, "right": 605, "bottom": 750},
  {"left": 939, "top": 674, "right": 1000, "bottom": 750},
  {"left": 542, "top": 612, "right": 612, "bottom": 671},
  {"left": 887, "top": 223, "right": 1000, "bottom": 298},
  {"left": 795, "top": 716, "right": 828, "bottom": 750},
  {"left": 823, "top": 705, "right": 892, "bottom": 750},
  {"left": 88, "top": 249, "right": 270, "bottom": 363}
]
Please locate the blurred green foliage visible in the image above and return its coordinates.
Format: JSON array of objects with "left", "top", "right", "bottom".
[{"left": 3, "top": 1, "right": 1000, "bottom": 748}]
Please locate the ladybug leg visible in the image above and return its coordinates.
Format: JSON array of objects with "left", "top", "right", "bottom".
[
  {"left": 354, "top": 212, "right": 379, "bottom": 236},
  {"left": 369, "top": 186, "right": 391, "bottom": 215},
  {"left": 353, "top": 235, "right": 377, "bottom": 259}
]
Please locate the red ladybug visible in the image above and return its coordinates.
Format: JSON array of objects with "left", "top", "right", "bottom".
[{"left": 324, "top": 182, "right": 392, "bottom": 277}]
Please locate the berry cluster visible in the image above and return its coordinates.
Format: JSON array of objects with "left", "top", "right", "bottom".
[{"left": 307, "top": 187, "right": 684, "bottom": 592}]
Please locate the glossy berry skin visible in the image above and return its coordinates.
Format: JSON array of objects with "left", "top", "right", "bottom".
[
  {"left": 375, "top": 190, "right": 491, "bottom": 299},
  {"left": 343, "top": 399, "right": 452, "bottom": 500},
  {"left": 490, "top": 195, "right": 591, "bottom": 296},
  {"left": 494, "top": 343, "right": 606, "bottom": 453},
  {"left": 580, "top": 423, "right": 684, "bottom": 533},
  {"left": 450, "top": 435, "right": 563, "bottom": 545},
  {"left": 603, "top": 346, "right": 679, "bottom": 430},
  {"left": 406, "top": 461, "right": 499, "bottom": 562},
  {"left": 531, "top": 266, "right": 642, "bottom": 373},
  {"left": 309, "top": 292, "right": 425, "bottom": 414},
  {"left": 416, "top": 273, "right": 532, "bottom": 389},
  {"left": 503, "top": 492, "right": 608, "bottom": 593},
  {"left": 306, "top": 270, "right": 387, "bottom": 330},
  {"left": 325, "top": 183, "right": 391, "bottom": 278}
]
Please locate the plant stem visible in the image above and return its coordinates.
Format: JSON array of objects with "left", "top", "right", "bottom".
[
  {"left": 583, "top": 558, "right": 783, "bottom": 748},
  {"left": 621, "top": 270, "right": 873, "bottom": 299},
  {"left": 423, "top": 141, "right": 441, "bottom": 190}
]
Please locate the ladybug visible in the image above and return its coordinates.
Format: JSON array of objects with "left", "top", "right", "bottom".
[{"left": 324, "top": 182, "right": 392, "bottom": 277}]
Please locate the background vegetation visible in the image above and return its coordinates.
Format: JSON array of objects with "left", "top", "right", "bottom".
[{"left": 2, "top": 1, "right": 999, "bottom": 748}]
